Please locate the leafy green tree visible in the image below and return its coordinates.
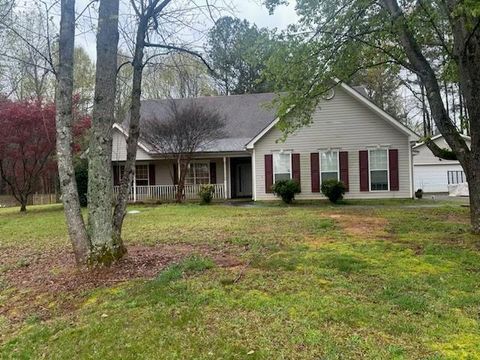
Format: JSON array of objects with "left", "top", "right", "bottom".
[
  {"left": 207, "top": 16, "right": 276, "bottom": 95},
  {"left": 264, "top": 0, "right": 480, "bottom": 233},
  {"left": 142, "top": 53, "right": 216, "bottom": 99}
]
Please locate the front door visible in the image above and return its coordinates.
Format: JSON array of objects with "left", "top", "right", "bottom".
[{"left": 235, "top": 162, "right": 252, "bottom": 197}]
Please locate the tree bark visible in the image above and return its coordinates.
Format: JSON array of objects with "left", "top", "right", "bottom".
[
  {"left": 176, "top": 159, "right": 188, "bottom": 203},
  {"left": 87, "top": 0, "right": 125, "bottom": 264},
  {"left": 55, "top": 0, "right": 90, "bottom": 264},
  {"left": 112, "top": 15, "right": 148, "bottom": 242},
  {"left": 467, "top": 162, "right": 480, "bottom": 233}
]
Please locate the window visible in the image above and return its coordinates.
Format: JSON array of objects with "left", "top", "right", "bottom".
[
  {"left": 273, "top": 153, "right": 291, "bottom": 183},
  {"left": 135, "top": 165, "right": 149, "bottom": 186},
  {"left": 320, "top": 151, "right": 339, "bottom": 183},
  {"left": 369, "top": 149, "right": 388, "bottom": 191},
  {"left": 185, "top": 162, "right": 210, "bottom": 185}
]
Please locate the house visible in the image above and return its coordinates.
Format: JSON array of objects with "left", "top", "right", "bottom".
[
  {"left": 413, "top": 134, "right": 470, "bottom": 193},
  {"left": 112, "top": 82, "right": 419, "bottom": 202}
]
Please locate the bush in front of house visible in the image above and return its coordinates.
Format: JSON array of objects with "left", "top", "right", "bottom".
[
  {"left": 321, "top": 179, "right": 346, "bottom": 203},
  {"left": 272, "top": 179, "right": 301, "bottom": 204},
  {"left": 198, "top": 184, "right": 215, "bottom": 204}
]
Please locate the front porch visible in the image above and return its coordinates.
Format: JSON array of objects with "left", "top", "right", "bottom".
[{"left": 112, "top": 155, "right": 252, "bottom": 202}]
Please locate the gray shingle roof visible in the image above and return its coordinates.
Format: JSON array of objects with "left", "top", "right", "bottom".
[{"left": 133, "top": 93, "right": 278, "bottom": 153}]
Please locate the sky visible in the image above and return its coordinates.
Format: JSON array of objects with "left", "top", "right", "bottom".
[
  {"left": 76, "top": 0, "right": 298, "bottom": 60},
  {"left": 233, "top": 0, "right": 298, "bottom": 30}
]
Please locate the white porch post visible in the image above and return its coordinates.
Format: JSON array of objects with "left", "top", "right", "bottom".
[
  {"left": 133, "top": 170, "right": 137, "bottom": 203},
  {"left": 223, "top": 156, "right": 227, "bottom": 199}
]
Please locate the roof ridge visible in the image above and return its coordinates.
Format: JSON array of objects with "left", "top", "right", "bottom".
[{"left": 140, "top": 92, "right": 277, "bottom": 102}]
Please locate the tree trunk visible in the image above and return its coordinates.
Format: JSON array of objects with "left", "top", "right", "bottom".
[
  {"left": 176, "top": 161, "right": 187, "bottom": 203},
  {"left": 383, "top": 0, "right": 479, "bottom": 232},
  {"left": 20, "top": 202, "right": 26, "bottom": 212},
  {"left": 56, "top": 0, "right": 90, "bottom": 265},
  {"left": 112, "top": 16, "right": 148, "bottom": 242},
  {"left": 87, "top": 0, "right": 125, "bottom": 264},
  {"left": 466, "top": 164, "right": 480, "bottom": 234}
]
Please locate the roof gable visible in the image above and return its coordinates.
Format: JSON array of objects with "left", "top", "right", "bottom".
[{"left": 246, "top": 82, "right": 418, "bottom": 149}]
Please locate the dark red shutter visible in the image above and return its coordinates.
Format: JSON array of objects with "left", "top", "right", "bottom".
[
  {"left": 359, "top": 150, "right": 369, "bottom": 192},
  {"left": 210, "top": 161, "right": 217, "bottom": 184},
  {"left": 173, "top": 163, "right": 178, "bottom": 185},
  {"left": 310, "top": 153, "right": 320, "bottom": 192},
  {"left": 339, "top": 151, "right": 349, "bottom": 192},
  {"left": 292, "top": 153, "right": 301, "bottom": 191},
  {"left": 148, "top": 164, "right": 155, "bottom": 185},
  {"left": 265, "top": 154, "right": 273, "bottom": 193},
  {"left": 389, "top": 149, "right": 399, "bottom": 191}
]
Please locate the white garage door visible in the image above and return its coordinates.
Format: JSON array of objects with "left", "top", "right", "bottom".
[{"left": 414, "top": 164, "right": 464, "bottom": 193}]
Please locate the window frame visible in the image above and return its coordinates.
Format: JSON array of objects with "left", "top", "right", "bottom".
[
  {"left": 135, "top": 164, "right": 150, "bottom": 186},
  {"left": 368, "top": 148, "right": 390, "bottom": 192},
  {"left": 273, "top": 152, "right": 292, "bottom": 183},
  {"left": 185, "top": 161, "right": 211, "bottom": 186},
  {"left": 320, "top": 150, "right": 340, "bottom": 184}
]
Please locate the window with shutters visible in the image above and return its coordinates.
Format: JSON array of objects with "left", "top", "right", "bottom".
[
  {"left": 273, "top": 152, "right": 291, "bottom": 183},
  {"left": 320, "top": 151, "right": 339, "bottom": 183},
  {"left": 135, "top": 165, "right": 149, "bottom": 186},
  {"left": 185, "top": 162, "right": 210, "bottom": 185},
  {"left": 369, "top": 149, "right": 389, "bottom": 191}
]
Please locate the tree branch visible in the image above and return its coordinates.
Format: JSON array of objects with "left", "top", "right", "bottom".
[
  {"left": 382, "top": 0, "right": 470, "bottom": 162},
  {"left": 144, "top": 42, "right": 214, "bottom": 72}
]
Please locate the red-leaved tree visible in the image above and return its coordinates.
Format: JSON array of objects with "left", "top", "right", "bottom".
[
  {"left": 0, "top": 99, "right": 89, "bottom": 211},
  {"left": 0, "top": 100, "right": 56, "bottom": 211}
]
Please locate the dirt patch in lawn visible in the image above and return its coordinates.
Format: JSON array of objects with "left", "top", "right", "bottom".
[
  {"left": 329, "top": 213, "right": 389, "bottom": 239},
  {"left": 0, "top": 244, "right": 242, "bottom": 325}
]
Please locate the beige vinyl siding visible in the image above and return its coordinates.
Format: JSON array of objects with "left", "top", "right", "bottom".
[
  {"left": 254, "top": 87, "right": 412, "bottom": 200},
  {"left": 112, "top": 129, "right": 153, "bottom": 161}
]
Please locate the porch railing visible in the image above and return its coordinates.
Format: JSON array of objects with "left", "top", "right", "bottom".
[{"left": 113, "top": 184, "right": 226, "bottom": 202}]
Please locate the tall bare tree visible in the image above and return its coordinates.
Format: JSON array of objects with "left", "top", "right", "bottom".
[
  {"left": 55, "top": 0, "right": 125, "bottom": 265},
  {"left": 87, "top": 0, "right": 125, "bottom": 262},
  {"left": 142, "top": 100, "right": 225, "bottom": 202},
  {"left": 113, "top": 0, "right": 217, "bottom": 241},
  {"left": 56, "top": 0, "right": 90, "bottom": 264}
]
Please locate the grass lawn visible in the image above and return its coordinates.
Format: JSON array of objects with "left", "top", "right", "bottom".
[{"left": 0, "top": 200, "right": 479, "bottom": 359}]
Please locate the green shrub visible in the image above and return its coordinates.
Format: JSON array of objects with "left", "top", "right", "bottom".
[
  {"left": 198, "top": 184, "right": 215, "bottom": 204},
  {"left": 74, "top": 159, "right": 88, "bottom": 207},
  {"left": 321, "top": 179, "right": 346, "bottom": 203},
  {"left": 272, "top": 179, "right": 301, "bottom": 204}
]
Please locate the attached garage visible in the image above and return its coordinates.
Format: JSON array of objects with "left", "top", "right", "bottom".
[
  {"left": 413, "top": 134, "right": 470, "bottom": 194},
  {"left": 414, "top": 163, "right": 464, "bottom": 193}
]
